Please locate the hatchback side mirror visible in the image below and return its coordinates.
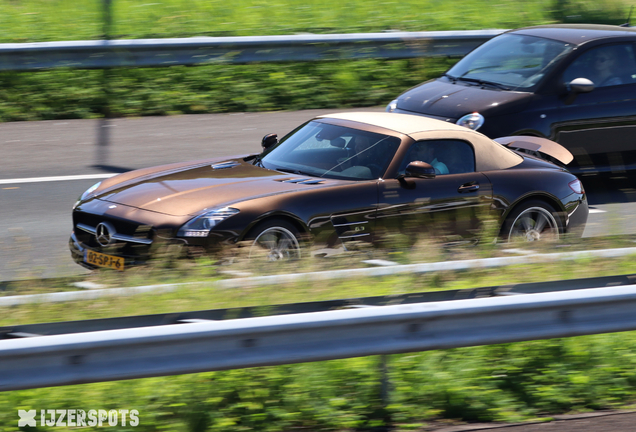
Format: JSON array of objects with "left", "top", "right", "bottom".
[
  {"left": 405, "top": 161, "right": 436, "bottom": 179},
  {"left": 568, "top": 77, "right": 595, "bottom": 94},
  {"left": 262, "top": 133, "right": 278, "bottom": 150},
  {"left": 565, "top": 78, "right": 594, "bottom": 105}
]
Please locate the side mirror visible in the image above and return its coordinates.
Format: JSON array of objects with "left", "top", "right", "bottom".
[
  {"left": 405, "top": 161, "right": 436, "bottom": 179},
  {"left": 565, "top": 77, "right": 594, "bottom": 105},
  {"left": 261, "top": 133, "right": 278, "bottom": 150},
  {"left": 568, "top": 77, "right": 595, "bottom": 94}
]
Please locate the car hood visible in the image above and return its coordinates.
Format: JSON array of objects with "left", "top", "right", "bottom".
[
  {"left": 93, "top": 158, "right": 338, "bottom": 216},
  {"left": 396, "top": 79, "right": 532, "bottom": 118}
]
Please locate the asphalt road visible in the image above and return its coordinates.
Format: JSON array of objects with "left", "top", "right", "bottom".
[
  {"left": 428, "top": 411, "right": 636, "bottom": 431},
  {"left": 1, "top": 108, "right": 636, "bottom": 281}
]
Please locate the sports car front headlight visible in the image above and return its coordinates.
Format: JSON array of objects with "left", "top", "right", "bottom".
[
  {"left": 385, "top": 99, "right": 398, "bottom": 113},
  {"left": 73, "top": 181, "right": 101, "bottom": 209},
  {"left": 456, "top": 112, "right": 485, "bottom": 131},
  {"left": 177, "top": 207, "right": 240, "bottom": 237}
]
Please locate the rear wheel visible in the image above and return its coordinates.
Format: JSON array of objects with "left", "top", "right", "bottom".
[
  {"left": 247, "top": 219, "right": 302, "bottom": 260},
  {"left": 503, "top": 200, "right": 561, "bottom": 242}
]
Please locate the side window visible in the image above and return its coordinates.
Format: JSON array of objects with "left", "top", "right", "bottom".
[
  {"left": 562, "top": 44, "right": 636, "bottom": 87},
  {"left": 399, "top": 139, "right": 475, "bottom": 175}
]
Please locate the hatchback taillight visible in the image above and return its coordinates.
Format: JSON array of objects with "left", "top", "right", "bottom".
[{"left": 569, "top": 179, "right": 584, "bottom": 194}]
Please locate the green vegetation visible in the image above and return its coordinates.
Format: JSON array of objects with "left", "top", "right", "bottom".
[
  {"left": 0, "top": 59, "right": 454, "bottom": 121},
  {"left": 1, "top": 237, "right": 636, "bottom": 430},
  {"left": 2, "top": 334, "right": 636, "bottom": 431},
  {"left": 0, "top": 0, "right": 633, "bottom": 122},
  {"left": 1, "top": 0, "right": 631, "bottom": 42},
  {"left": 0, "top": 0, "right": 554, "bottom": 42}
]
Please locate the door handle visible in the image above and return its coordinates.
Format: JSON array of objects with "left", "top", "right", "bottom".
[{"left": 458, "top": 183, "right": 479, "bottom": 193}]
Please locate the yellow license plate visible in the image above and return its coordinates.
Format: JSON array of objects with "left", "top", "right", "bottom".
[{"left": 84, "top": 250, "right": 125, "bottom": 271}]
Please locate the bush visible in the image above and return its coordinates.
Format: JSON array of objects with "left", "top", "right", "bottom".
[
  {"left": 0, "top": 58, "right": 457, "bottom": 122},
  {"left": 552, "top": 0, "right": 634, "bottom": 25}
]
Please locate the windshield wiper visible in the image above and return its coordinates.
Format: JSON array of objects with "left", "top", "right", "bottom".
[
  {"left": 456, "top": 77, "right": 510, "bottom": 90},
  {"left": 443, "top": 73, "right": 457, "bottom": 83},
  {"left": 252, "top": 156, "right": 264, "bottom": 167}
]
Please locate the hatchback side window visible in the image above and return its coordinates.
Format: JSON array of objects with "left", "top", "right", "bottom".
[
  {"left": 562, "top": 44, "right": 636, "bottom": 87},
  {"left": 399, "top": 139, "right": 475, "bottom": 175}
]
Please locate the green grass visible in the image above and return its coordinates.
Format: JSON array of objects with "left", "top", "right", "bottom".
[
  {"left": 1, "top": 0, "right": 630, "bottom": 43},
  {"left": 0, "top": 0, "right": 554, "bottom": 43}
]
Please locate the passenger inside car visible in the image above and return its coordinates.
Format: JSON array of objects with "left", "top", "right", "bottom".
[{"left": 405, "top": 142, "right": 449, "bottom": 175}]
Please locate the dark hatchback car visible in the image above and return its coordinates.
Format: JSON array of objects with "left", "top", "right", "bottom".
[
  {"left": 69, "top": 112, "right": 587, "bottom": 270},
  {"left": 386, "top": 24, "right": 636, "bottom": 180}
]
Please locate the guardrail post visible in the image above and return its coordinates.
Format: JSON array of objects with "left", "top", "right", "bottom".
[
  {"left": 103, "top": 0, "right": 112, "bottom": 38},
  {"left": 96, "top": 0, "right": 113, "bottom": 168},
  {"left": 379, "top": 354, "right": 390, "bottom": 406},
  {"left": 375, "top": 354, "right": 392, "bottom": 427}
]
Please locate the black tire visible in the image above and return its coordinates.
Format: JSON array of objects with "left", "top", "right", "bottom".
[
  {"left": 502, "top": 200, "right": 562, "bottom": 242},
  {"left": 246, "top": 219, "right": 303, "bottom": 260}
]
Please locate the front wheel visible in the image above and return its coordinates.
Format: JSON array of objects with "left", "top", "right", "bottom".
[
  {"left": 247, "top": 219, "right": 302, "bottom": 260},
  {"left": 502, "top": 200, "right": 562, "bottom": 242}
]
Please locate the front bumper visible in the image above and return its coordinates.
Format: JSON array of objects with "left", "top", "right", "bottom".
[
  {"left": 69, "top": 230, "right": 157, "bottom": 269},
  {"left": 69, "top": 226, "right": 241, "bottom": 269},
  {"left": 69, "top": 231, "right": 95, "bottom": 269}
]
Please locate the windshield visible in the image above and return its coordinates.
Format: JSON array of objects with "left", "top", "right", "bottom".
[
  {"left": 259, "top": 121, "right": 401, "bottom": 180},
  {"left": 446, "top": 33, "right": 572, "bottom": 90}
]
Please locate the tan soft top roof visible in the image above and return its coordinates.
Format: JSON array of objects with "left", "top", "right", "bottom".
[
  {"left": 318, "top": 112, "right": 523, "bottom": 172},
  {"left": 320, "top": 111, "right": 469, "bottom": 134}
]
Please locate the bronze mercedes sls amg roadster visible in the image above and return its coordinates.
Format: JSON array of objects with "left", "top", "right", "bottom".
[{"left": 69, "top": 112, "right": 588, "bottom": 270}]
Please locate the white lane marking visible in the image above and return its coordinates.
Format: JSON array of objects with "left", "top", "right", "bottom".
[
  {"left": 0, "top": 174, "right": 117, "bottom": 185},
  {"left": 588, "top": 208, "right": 607, "bottom": 214}
]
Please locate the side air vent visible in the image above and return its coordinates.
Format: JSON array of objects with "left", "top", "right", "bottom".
[{"left": 211, "top": 161, "right": 240, "bottom": 170}]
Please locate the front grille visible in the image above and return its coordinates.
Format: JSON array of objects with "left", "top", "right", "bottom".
[
  {"left": 72, "top": 211, "right": 155, "bottom": 257},
  {"left": 75, "top": 212, "right": 147, "bottom": 236}
]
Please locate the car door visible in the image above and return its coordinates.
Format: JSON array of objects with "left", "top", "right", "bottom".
[
  {"left": 555, "top": 42, "right": 636, "bottom": 175},
  {"left": 374, "top": 139, "right": 493, "bottom": 244}
]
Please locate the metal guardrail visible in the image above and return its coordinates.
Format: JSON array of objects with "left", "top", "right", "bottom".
[
  {"left": 2, "top": 272, "right": 634, "bottom": 338},
  {"left": 1, "top": 283, "right": 636, "bottom": 391},
  {"left": 0, "top": 30, "right": 506, "bottom": 71}
]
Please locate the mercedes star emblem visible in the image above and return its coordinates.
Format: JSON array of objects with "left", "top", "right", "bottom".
[{"left": 95, "top": 222, "right": 116, "bottom": 247}]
